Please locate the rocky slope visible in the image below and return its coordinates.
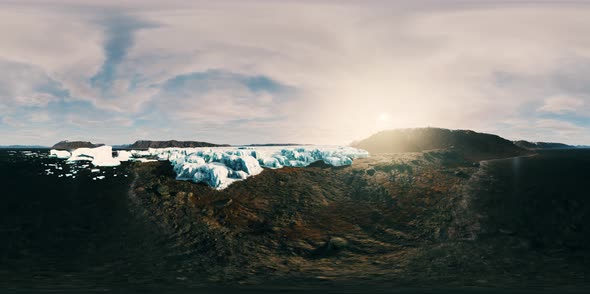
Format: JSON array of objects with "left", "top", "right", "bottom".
[
  {"left": 128, "top": 140, "right": 229, "bottom": 149},
  {"left": 352, "top": 128, "right": 530, "bottom": 161},
  {"left": 126, "top": 148, "right": 588, "bottom": 288},
  {"left": 513, "top": 140, "right": 573, "bottom": 150}
]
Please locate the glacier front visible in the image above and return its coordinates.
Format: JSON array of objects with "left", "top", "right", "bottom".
[{"left": 48, "top": 145, "right": 369, "bottom": 189}]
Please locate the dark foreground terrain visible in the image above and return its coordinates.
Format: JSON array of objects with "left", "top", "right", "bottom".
[{"left": 0, "top": 148, "right": 588, "bottom": 293}]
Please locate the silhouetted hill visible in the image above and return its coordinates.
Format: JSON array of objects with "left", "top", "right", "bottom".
[
  {"left": 514, "top": 140, "right": 573, "bottom": 150},
  {"left": 352, "top": 128, "right": 529, "bottom": 161},
  {"left": 129, "top": 140, "right": 229, "bottom": 149},
  {"left": 51, "top": 141, "right": 103, "bottom": 150}
]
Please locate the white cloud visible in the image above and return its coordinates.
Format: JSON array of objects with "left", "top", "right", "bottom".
[
  {"left": 500, "top": 118, "right": 589, "bottom": 145},
  {"left": 1, "top": 1, "right": 590, "bottom": 145},
  {"left": 0, "top": 60, "right": 65, "bottom": 111}
]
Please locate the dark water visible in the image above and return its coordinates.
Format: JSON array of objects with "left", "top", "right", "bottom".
[
  {"left": 0, "top": 150, "right": 209, "bottom": 292},
  {"left": 477, "top": 149, "right": 590, "bottom": 250},
  {"left": 1, "top": 149, "right": 588, "bottom": 293}
]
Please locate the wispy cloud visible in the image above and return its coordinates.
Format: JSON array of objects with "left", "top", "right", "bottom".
[
  {"left": 537, "top": 96, "right": 586, "bottom": 115},
  {"left": 90, "top": 13, "right": 157, "bottom": 95}
]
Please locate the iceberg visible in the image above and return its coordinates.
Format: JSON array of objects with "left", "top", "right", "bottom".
[
  {"left": 50, "top": 145, "right": 369, "bottom": 189},
  {"left": 68, "top": 146, "right": 121, "bottom": 167},
  {"left": 115, "top": 150, "right": 133, "bottom": 161},
  {"left": 49, "top": 150, "right": 71, "bottom": 159}
]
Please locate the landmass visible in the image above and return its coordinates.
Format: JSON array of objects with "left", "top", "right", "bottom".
[
  {"left": 0, "top": 145, "right": 48, "bottom": 149},
  {"left": 351, "top": 127, "right": 530, "bottom": 161},
  {"left": 513, "top": 140, "right": 574, "bottom": 150},
  {"left": 112, "top": 128, "right": 587, "bottom": 288},
  {"left": 128, "top": 140, "right": 230, "bottom": 149},
  {"left": 51, "top": 140, "right": 104, "bottom": 150}
]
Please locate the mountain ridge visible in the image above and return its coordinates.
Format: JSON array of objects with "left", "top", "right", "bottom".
[
  {"left": 513, "top": 140, "right": 574, "bottom": 150},
  {"left": 351, "top": 127, "right": 530, "bottom": 161},
  {"left": 128, "top": 140, "right": 230, "bottom": 149}
]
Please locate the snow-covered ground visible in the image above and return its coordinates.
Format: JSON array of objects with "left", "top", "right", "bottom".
[{"left": 47, "top": 145, "right": 369, "bottom": 189}]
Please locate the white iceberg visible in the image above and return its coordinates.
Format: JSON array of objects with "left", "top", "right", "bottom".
[
  {"left": 68, "top": 146, "right": 120, "bottom": 167},
  {"left": 115, "top": 150, "right": 133, "bottom": 161},
  {"left": 49, "top": 150, "right": 71, "bottom": 159}
]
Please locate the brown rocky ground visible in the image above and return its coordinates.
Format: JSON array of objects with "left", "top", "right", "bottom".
[{"left": 126, "top": 150, "right": 588, "bottom": 289}]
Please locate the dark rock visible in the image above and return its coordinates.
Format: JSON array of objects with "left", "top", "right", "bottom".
[
  {"left": 201, "top": 208, "right": 214, "bottom": 216},
  {"left": 454, "top": 170, "right": 468, "bottom": 178},
  {"left": 435, "top": 227, "right": 448, "bottom": 240},
  {"left": 156, "top": 185, "right": 170, "bottom": 196},
  {"left": 328, "top": 237, "right": 349, "bottom": 249},
  {"left": 214, "top": 198, "right": 233, "bottom": 209},
  {"left": 366, "top": 169, "right": 376, "bottom": 176},
  {"left": 311, "top": 237, "right": 349, "bottom": 257}
]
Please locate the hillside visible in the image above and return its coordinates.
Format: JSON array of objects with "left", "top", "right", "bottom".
[
  {"left": 514, "top": 140, "right": 573, "bottom": 150},
  {"left": 51, "top": 141, "right": 103, "bottom": 150},
  {"left": 128, "top": 140, "right": 230, "bottom": 149},
  {"left": 352, "top": 128, "right": 530, "bottom": 161}
]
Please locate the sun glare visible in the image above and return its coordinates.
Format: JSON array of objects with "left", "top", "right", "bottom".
[{"left": 378, "top": 113, "right": 390, "bottom": 122}]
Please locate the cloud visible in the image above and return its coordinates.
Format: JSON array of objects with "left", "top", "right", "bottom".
[
  {"left": 154, "top": 70, "right": 296, "bottom": 124},
  {"left": 90, "top": 13, "right": 157, "bottom": 94},
  {"left": 1, "top": 1, "right": 590, "bottom": 145},
  {"left": 0, "top": 59, "right": 68, "bottom": 112},
  {"left": 537, "top": 96, "right": 586, "bottom": 115}
]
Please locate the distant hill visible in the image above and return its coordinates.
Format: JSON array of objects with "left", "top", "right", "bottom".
[
  {"left": 128, "top": 140, "right": 230, "bottom": 149},
  {"left": 51, "top": 141, "right": 104, "bottom": 150},
  {"left": 112, "top": 144, "right": 131, "bottom": 149},
  {"left": 245, "top": 143, "right": 309, "bottom": 147},
  {"left": 0, "top": 145, "right": 48, "bottom": 149},
  {"left": 514, "top": 140, "right": 574, "bottom": 150},
  {"left": 352, "top": 128, "right": 530, "bottom": 161}
]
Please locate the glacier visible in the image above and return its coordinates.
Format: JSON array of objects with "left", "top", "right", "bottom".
[{"left": 48, "top": 145, "right": 369, "bottom": 189}]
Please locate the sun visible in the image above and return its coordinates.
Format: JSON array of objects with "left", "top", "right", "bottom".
[{"left": 378, "top": 113, "right": 390, "bottom": 122}]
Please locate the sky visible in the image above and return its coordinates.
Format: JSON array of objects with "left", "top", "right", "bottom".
[{"left": 1, "top": 0, "right": 589, "bottom": 146}]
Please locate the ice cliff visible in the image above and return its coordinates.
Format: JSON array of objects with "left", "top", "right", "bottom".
[{"left": 48, "top": 145, "right": 369, "bottom": 189}]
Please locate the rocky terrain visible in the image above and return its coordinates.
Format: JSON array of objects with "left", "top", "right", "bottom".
[
  {"left": 126, "top": 147, "right": 588, "bottom": 288},
  {"left": 34, "top": 129, "right": 588, "bottom": 290},
  {"left": 51, "top": 141, "right": 104, "bottom": 150},
  {"left": 128, "top": 140, "right": 230, "bottom": 149}
]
